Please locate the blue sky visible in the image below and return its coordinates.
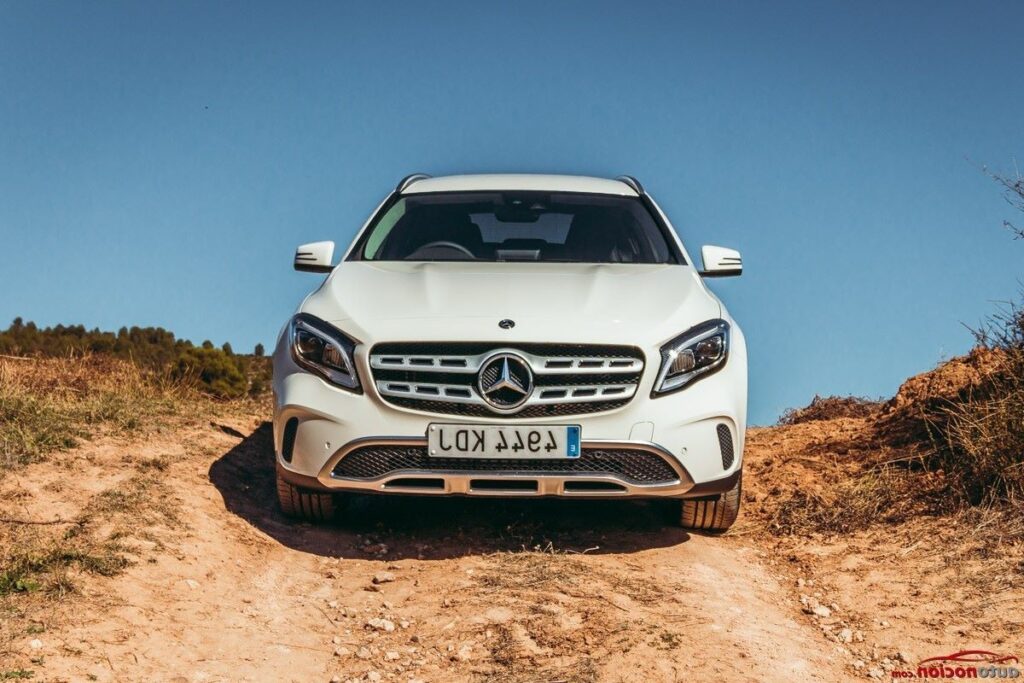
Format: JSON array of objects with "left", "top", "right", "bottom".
[{"left": 1, "top": 1, "right": 1021, "bottom": 424}]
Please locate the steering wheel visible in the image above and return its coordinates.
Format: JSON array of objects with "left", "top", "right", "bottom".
[{"left": 410, "top": 240, "right": 475, "bottom": 258}]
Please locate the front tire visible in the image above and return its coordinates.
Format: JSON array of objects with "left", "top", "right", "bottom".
[
  {"left": 678, "top": 473, "right": 741, "bottom": 532},
  {"left": 276, "top": 473, "right": 338, "bottom": 523}
]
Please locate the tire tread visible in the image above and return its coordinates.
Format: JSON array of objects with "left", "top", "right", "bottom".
[
  {"left": 276, "top": 473, "right": 337, "bottom": 523},
  {"left": 678, "top": 473, "right": 742, "bottom": 533}
]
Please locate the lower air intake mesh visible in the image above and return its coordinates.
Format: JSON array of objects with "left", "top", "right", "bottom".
[
  {"left": 716, "top": 423, "right": 734, "bottom": 470},
  {"left": 332, "top": 445, "right": 679, "bottom": 484}
]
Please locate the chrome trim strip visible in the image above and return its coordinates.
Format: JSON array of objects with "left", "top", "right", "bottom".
[
  {"left": 369, "top": 349, "right": 643, "bottom": 375},
  {"left": 314, "top": 437, "right": 694, "bottom": 498}
]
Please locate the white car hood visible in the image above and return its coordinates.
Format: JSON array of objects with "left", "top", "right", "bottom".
[{"left": 301, "top": 261, "right": 721, "bottom": 348}]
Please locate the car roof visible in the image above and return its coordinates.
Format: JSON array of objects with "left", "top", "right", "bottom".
[{"left": 400, "top": 174, "right": 639, "bottom": 197}]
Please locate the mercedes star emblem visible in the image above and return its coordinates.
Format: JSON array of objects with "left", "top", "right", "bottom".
[{"left": 476, "top": 353, "right": 533, "bottom": 412}]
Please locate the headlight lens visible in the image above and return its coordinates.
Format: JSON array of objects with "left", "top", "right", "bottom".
[
  {"left": 653, "top": 319, "right": 730, "bottom": 395},
  {"left": 289, "top": 313, "right": 361, "bottom": 391}
]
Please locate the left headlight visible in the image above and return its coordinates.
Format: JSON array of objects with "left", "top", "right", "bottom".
[
  {"left": 289, "top": 313, "right": 361, "bottom": 392},
  {"left": 652, "top": 319, "right": 730, "bottom": 396}
]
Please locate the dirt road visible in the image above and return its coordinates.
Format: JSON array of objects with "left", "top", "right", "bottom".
[{"left": 5, "top": 417, "right": 857, "bottom": 682}]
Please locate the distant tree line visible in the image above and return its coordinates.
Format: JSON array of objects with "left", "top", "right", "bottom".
[{"left": 0, "top": 318, "right": 270, "bottom": 399}]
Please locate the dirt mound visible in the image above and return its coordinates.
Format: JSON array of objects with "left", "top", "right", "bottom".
[
  {"left": 778, "top": 395, "right": 881, "bottom": 426},
  {"left": 883, "top": 347, "right": 1004, "bottom": 418}
]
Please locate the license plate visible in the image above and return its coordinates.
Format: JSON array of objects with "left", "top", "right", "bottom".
[{"left": 427, "top": 424, "right": 581, "bottom": 459}]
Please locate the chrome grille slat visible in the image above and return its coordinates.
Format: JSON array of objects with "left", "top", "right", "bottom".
[
  {"left": 370, "top": 342, "right": 644, "bottom": 418},
  {"left": 375, "top": 379, "right": 638, "bottom": 407}
]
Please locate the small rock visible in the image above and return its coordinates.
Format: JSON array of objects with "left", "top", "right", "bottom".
[
  {"left": 896, "top": 651, "right": 912, "bottom": 663},
  {"left": 382, "top": 601, "right": 394, "bottom": 610},
  {"left": 854, "top": 630, "right": 865, "bottom": 643},
  {"left": 399, "top": 620, "right": 411, "bottom": 629},
  {"left": 454, "top": 644, "right": 474, "bottom": 661},
  {"left": 333, "top": 636, "right": 342, "bottom": 645},
  {"left": 356, "top": 647, "right": 372, "bottom": 659},
  {"left": 796, "top": 578, "right": 806, "bottom": 588},
  {"left": 328, "top": 601, "right": 339, "bottom": 609},
  {"left": 330, "top": 676, "right": 342, "bottom": 683},
  {"left": 373, "top": 572, "right": 396, "bottom": 585},
  {"left": 29, "top": 639, "right": 43, "bottom": 651},
  {"left": 184, "top": 579, "right": 199, "bottom": 590},
  {"left": 812, "top": 605, "right": 832, "bottom": 618},
  {"left": 366, "top": 672, "right": 382, "bottom": 683},
  {"left": 853, "top": 660, "right": 865, "bottom": 670},
  {"left": 879, "top": 620, "right": 890, "bottom": 628},
  {"left": 334, "top": 647, "right": 351, "bottom": 657},
  {"left": 837, "top": 628, "right": 853, "bottom": 644},
  {"left": 442, "top": 598, "right": 452, "bottom": 608},
  {"left": 868, "top": 668, "right": 884, "bottom": 679},
  {"left": 344, "top": 607, "right": 359, "bottom": 618},
  {"left": 366, "top": 618, "right": 396, "bottom": 632},
  {"left": 385, "top": 650, "right": 400, "bottom": 661}
]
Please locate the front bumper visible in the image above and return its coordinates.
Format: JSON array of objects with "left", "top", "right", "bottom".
[
  {"left": 272, "top": 330, "right": 747, "bottom": 499},
  {"left": 276, "top": 437, "right": 743, "bottom": 499}
]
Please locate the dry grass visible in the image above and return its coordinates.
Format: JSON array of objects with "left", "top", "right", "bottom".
[
  {"left": 765, "top": 305, "right": 1024, "bottom": 541},
  {"left": 934, "top": 347, "right": 1024, "bottom": 510},
  {"left": 766, "top": 465, "right": 927, "bottom": 535},
  {"left": 0, "top": 464, "right": 180, "bottom": 599},
  {"left": 0, "top": 356, "right": 207, "bottom": 604},
  {"left": 0, "top": 355, "right": 201, "bottom": 471},
  {"left": 0, "top": 525, "right": 129, "bottom": 597}
]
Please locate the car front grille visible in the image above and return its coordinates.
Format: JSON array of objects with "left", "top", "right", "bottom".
[
  {"left": 332, "top": 444, "right": 679, "bottom": 484},
  {"left": 369, "top": 342, "right": 645, "bottom": 418}
]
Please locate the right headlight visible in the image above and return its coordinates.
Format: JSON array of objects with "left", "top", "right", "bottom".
[
  {"left": 652, "top": 319, "right": 730, "bottom": 396},
  {"left": 288, "top": 313, "right": 361, "bottom": 392}
]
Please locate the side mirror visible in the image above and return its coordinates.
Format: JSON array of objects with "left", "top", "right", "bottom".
[
  {"left": 294, "top": 241, "right": 335, "bottom": 273},
  {"left": 699, "top": 245, "right": 742, "bottom": 278}
]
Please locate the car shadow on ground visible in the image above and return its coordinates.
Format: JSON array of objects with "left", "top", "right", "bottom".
[{"left": 209, "top": 422, "right": 691, "bottom": 560}]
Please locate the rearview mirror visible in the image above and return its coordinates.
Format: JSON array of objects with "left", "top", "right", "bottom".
[
  {"left": 294, "top": 241, "right": 335, "bottom": 273},
  {"left": 699, "top": 245, "right": 742, "bottom": 278}
]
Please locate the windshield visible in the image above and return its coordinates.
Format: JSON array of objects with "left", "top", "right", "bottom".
[{"left": 351, "top": 191, "right": 680, "bottom": 264}]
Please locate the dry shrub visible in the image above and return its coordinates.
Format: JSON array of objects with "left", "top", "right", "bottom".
[
  {"left": 778, "top": 395, "right": 882, "bottom": 426},
  {"left": 932, "top": 305, "right": 1024, "bottom": 507},
  {"left": 0, "top": 354, "right": 198, "bottom": 470},
  {"left": 767, "top": 465, "right": 925, "bottom": 534}
]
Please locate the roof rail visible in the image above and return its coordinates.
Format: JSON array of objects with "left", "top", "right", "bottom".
[
  {"left": 396, "top": 173, "right": 431, "bottom": 193},
  {"left": 615, "top": 175, "right": 645, "bottom": 195}
]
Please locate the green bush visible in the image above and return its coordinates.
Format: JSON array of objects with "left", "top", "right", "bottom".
[{"left": 171, "top": 347, "right": 248, "bottom": 399}]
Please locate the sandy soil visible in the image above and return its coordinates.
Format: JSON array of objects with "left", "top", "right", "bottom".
[{"left": 2, "top": 411, "right": 1019, "bottom": 681}]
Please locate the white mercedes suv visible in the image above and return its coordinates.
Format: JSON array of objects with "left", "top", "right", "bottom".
[{"left": 272, "top": 174, "right": 747, "bottom": 531}]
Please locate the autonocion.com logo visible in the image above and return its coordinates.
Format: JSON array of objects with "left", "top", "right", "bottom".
[{"left": 891, "top": 650, "right": 1020, "bottom": 679}]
